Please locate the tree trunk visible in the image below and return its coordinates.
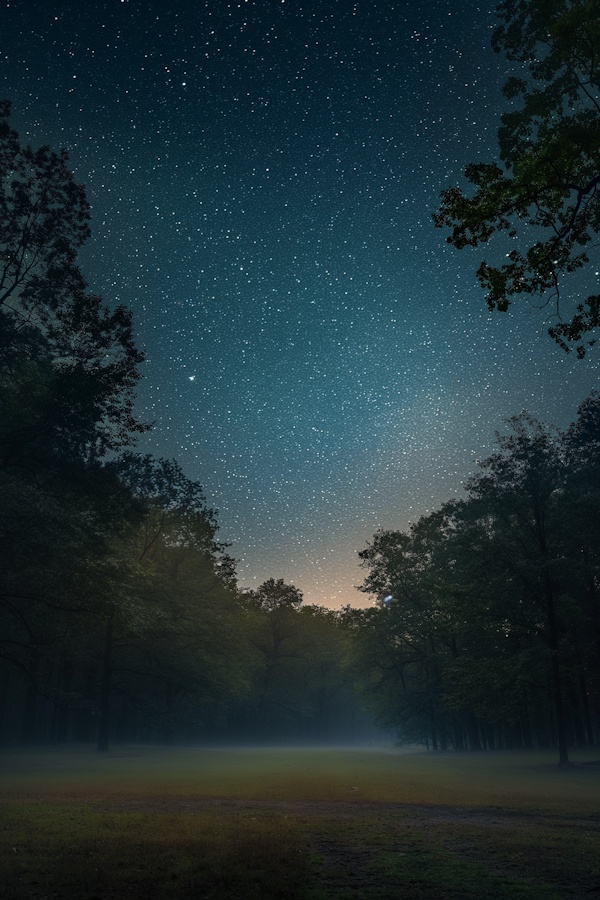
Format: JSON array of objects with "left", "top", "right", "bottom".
[
  {"left": 520, "top": 705, "right": 533, "bottom": 749},
  {"left": 513, "top": 721, "right": 523, "bottom": 749},
  {"left": 430, "top": 720, "right": 438, "bottom": 751},
  {"left": 589, "top": 579, "right": 600, "bottom": 674},
  {"left": 21, "top": 648, "right": 39, "bottom": 743},
  {"left": 453, "top": 716, "right": 464, "bottom": 751},
  {"left": 550, "top": 651, "right": 569, "bottom": 763},
  {"left": 163, "top": 680, "right": 174, "bottom": 746},
  {"left": 36, "top": 694, "right": 48, "bottom": 743},
  {"left": 567, "top": 687, "right": 586, "bottom": 748},
  {"left": 467, "top": 711, "right": 481, "bottom": 751},
  {"left": 75, "top": 664, "right": 97, "bottom": 742},
  {"left": 439, "top": 724, "right": 448, "bottom": 751},
  {"left": 545, "top": 573, "right": 569, "bottom": 765},
  {"left": 579, "top": 673, "right": 594, "bottom": 747},
  {"left": 97, "top": 617, "right": 113, "bottom": 752},
  {"left": 21, "top": 684, "right": 37, "bottom": 743},
  {"left": 56, "top": 658, "right": 73, "bottom": 743}
]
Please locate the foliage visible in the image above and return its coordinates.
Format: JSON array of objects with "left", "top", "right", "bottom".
[
  {"left": 0, "top": 99, "right": 147, "bottom": 467},
  {"left": 433, "top": 0, "right": 600, "bottom": 357},
  {"left": 353, "top": 405, "right": 600, "bottom": 760},
  {"left": 225, "top": 581, "right": 367, "bottom": 743}
]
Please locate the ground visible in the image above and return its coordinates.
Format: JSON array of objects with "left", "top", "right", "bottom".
[{"left": 1, "top": 746, "right": 599, "bottom": 899}]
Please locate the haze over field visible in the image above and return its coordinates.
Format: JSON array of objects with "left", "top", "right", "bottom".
[{"left": 2, "top": 745, "right": 599, "bottom": 812}]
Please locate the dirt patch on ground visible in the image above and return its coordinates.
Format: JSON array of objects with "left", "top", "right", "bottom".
[{"left": 98, "top": 795, "right": 600, "bottom": 831}]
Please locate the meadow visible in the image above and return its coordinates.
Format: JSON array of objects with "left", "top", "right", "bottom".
[{"left": 1, "top": 745, "right": 599, "bottom": 899}]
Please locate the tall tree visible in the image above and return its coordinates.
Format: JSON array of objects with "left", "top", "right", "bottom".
[
  {"left": 0, "top": 461, "right": 140, "bottom": 744},
  {"left": 355, "top": 515, "right": 472, "bottom": 751},
  {"left": 460, "top": 414, "right": 572, "bottom": 762},
  {"left": 433, "top": 0, "right": 600, "bottom": 357},
  {"left": 563, "top": 392, "right": 600, "bottom": 741},
  {"left": 231, "top": 583, "right": 365, "bottom": 743},
  {"left": 0, "top": 101, "right": 149, "bottom": 742}
]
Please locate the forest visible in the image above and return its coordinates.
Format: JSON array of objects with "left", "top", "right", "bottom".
[{"left": 1, "top": 58, "right": 600, "bottom": 766}]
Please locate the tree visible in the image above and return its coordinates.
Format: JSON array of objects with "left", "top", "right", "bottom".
[
  {"left": 243, "top": 579, "right": 305, "bottom": 737},
  {"left": 230, "top": 582, "right": 366, "bottom": 743},
  {"left": 296, "top": 606, "right": 362, "bottom": 742},
  {"left": 0, "top": 99, "right": 147, "bottom": 468},
  {"left": 461, "top": 414, "right": 573, "bottom": 762},
  {"left": 93, "top": 454, "right": 237, "bottom": 752},
  {"left": 433, "top": 0, "right": 600, "bottom": 357},
  {"left": 563, "top": 393, "right": 600, "bottom": 742},
  {"left": 354, "top": 409, "right": 600, "bottom": 761},
  {"left": 0, "top": 460, "right": 141, "bottom": 744},
  {"left": 0, "top": 101, "right": 150, "bottom": 743},
  {"left": 354, "top": 515, "right": 475, "bottom": 751}
]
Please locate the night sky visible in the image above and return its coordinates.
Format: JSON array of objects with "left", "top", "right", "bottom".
[{"left": 3, "top": 0, "right": 599, "bottom": 607}]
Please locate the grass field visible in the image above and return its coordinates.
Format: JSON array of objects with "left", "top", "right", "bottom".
[{"left": 1, "top": 745, "right": 599, "bottom": 898}]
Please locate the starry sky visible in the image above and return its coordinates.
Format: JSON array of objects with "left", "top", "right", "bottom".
[{"left": 2, "top": 0, "right": 599, "bottom": 607}]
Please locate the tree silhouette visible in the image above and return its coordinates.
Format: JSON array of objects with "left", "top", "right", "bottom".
[{"left": 0, "top": 99, "right": 147, "bottom": 468}]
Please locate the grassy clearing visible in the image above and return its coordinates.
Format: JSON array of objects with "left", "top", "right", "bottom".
[
  {"left": 1, "top": 746, "right": 599, "bottom": 899},
  {"left": 0, "top": 803, "right": 309, "bottom": 899},
  {"left": 1, "top": 744, "right": 599, "bottom": 812},
  {"left": 0, "top": 803, "right": 308, "bottom": 900}
]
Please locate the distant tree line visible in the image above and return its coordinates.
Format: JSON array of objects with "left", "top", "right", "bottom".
[{"left": 352, "top": 404, "right": 600, "bottom": 765}]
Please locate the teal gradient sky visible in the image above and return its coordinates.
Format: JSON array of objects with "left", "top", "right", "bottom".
[{"left": 3, "top": 0, "right": 598, "bottom": 605}]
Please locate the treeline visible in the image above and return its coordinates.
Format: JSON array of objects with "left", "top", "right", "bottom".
[
  {"left": 0, "top": 101, "right": 372, "bottom": 750},
  {"left": 351, "top": 406, "right": 600, "bottom": 764}
]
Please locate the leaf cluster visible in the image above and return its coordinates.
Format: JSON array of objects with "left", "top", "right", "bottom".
[{"left": 434, "top": 0, "right": 600, "bottom": 356}]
